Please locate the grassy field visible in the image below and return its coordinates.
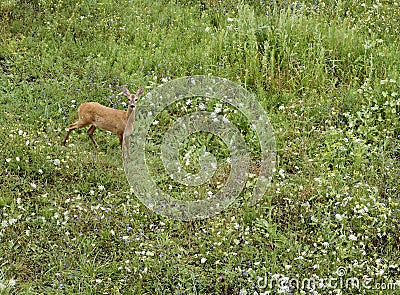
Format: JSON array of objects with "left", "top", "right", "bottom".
[{"left": 1, "top": 0, "right": 399, "bottom": 294}]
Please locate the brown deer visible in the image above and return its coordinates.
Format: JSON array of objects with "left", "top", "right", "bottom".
[{"left": 61, "top": 86, "right": 144, "bottom": 148}]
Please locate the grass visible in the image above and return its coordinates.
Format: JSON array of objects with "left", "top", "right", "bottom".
[{"left": 0, "top": 0, "right": 399, "bottom": 294}]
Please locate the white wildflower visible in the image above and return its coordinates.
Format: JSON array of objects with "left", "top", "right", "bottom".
[
  {"left": 8, "top": 279, "right": 17, "bottom": 287},
  {"left": 198, "top": 102, "right": 206, "bottom": 110},
  {"left": 222, "top": 116, "right": 229, "bottom": 123},
  {"left": 335, "top": 214, "right": 343, "bottom": 221},
  {"left": 349, "top": 234, "right": 357, "bottom": 241}
]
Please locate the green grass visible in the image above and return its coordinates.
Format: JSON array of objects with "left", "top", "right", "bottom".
[{"left": 1, "top": 0, "right": 399, "bottom": 294}]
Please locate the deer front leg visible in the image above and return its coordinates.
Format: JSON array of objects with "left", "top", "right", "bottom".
[
  {"left": 117, "top": 133, "right": 124, "bottom": 149},
  {"left": 122, "top": 134, "right": 131, "bottom": 160}
]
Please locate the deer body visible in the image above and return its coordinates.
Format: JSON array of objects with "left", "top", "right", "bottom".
[{"left": 61, "top": 86, "right": 144, "bottom": 148}]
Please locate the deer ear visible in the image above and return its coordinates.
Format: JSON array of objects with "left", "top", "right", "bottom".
[
  {"left": 136, "top": 86, "right": 144, "bottom": 97},
  {"left": 122, "top": 86, "right": 131, "bottom": 97}
]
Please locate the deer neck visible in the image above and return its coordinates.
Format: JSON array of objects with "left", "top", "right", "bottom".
[
  {"left": 125, "top": 105, "right": 136, "bottom": 124},
  {"left": 126, "top": 105, "right": 135, "bottom": 119},
  {"left": 124, "top": 105, "right": 137, "bottom": 143}
]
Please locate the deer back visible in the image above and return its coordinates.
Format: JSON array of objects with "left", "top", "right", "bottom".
[{"left": 78, "top": 102, "right": 128, "bottom": 134}]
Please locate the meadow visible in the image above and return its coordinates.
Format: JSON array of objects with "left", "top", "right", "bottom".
[{"left": 0, "top": 0, "right": 399, "bottom": 294}]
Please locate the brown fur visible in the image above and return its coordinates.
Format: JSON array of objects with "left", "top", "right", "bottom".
[{"left": 61, "top": 87, "right": 144, "bottom": 148}]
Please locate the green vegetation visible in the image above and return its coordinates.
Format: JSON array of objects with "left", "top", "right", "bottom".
[{"left": 1, "top": 0, "right": 399, "bottom": 294}]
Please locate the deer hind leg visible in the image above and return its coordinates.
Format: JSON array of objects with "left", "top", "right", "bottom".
[
  {"left": 61, "top": 120, "right": 90, "bottom": 146},
  {"left": 61, "top": 128, "right": 72, "bottom": 146},
  {"left": 87, "top": 125, "right": 98, "bottom": 148}
]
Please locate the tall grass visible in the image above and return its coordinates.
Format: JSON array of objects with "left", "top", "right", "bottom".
[{"left": 0, "top": 0, "right": 399, "bottom": 294}]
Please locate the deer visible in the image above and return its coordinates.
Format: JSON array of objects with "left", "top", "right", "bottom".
[{"left": 61, "top": 86, "right": 144, "bottom": 149}]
